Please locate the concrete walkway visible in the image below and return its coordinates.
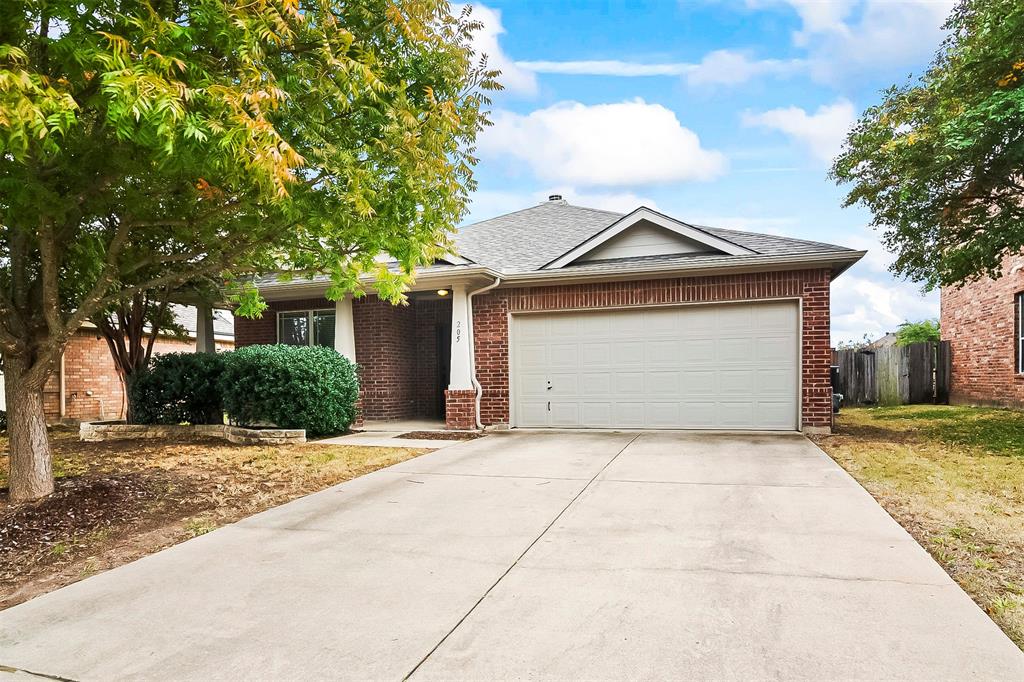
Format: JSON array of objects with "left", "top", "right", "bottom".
[{"left": 0, "top": 432, "right": 1021, "bottom": 680}]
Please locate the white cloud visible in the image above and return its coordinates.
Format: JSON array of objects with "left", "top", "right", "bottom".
[
  {"left": 515, "top": 50, "right": 804, "bottom": 87},
  {"left": 741, "top": 98, "right": 856, "bottom": 164},
  {"left": 686, "top": 50, "right": 805, "bottom": 87},
  {"left": 828, "top": 225, "right": 938, "bottom": 344},
  {"left": 460, "top": 4, "right": 537, "bottom": 96},
  {"left": 516, "top": 60, "right": 691, "bottom": 77},
  {"left": 478, "top": 99, "right": 727, "bottom": 186},
  {"left": 750, "top": 0, "right": 954, "bottom": 81}
]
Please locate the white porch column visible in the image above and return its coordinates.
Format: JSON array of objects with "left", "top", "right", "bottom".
[
  {"left": 448, "top": 283, "right": 473, "bottom": 390},
  {"left": 195, "top": 303, "right": 216, "bottom": 354},
  {"left": 334, "top": 295, "right": 357, "bottom": 362}
]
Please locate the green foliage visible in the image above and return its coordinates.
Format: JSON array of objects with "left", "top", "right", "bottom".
[
  {"left": 219, "top": 345, "right": 359, "bottom": 436},
  {"left": 831, "top": 0, "right": 1024, "bottom": 288},
  {"left": 896, "top": 319, "right": 941, "bottom": 346},
  {"left": 129, "top": 352, "right": 225, "bottom": 425},
  {"left": 0, "top": 0, "right": 495, "bottom": 371},
  {"left": 0, "top": 0, "right": 496, "bottom": 497}
]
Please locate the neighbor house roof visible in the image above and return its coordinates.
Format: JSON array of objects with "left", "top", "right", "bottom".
[{"left": 170, "top": 304, "right": 234, "bottom": 338}]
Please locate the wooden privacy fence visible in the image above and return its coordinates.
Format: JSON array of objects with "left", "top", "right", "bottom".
[{"left": 832, "top": 341, "right": 951, "bottom": 406}]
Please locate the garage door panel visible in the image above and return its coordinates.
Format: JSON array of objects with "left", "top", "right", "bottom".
[
  {"left": 580, "top": 372, "right": 612, "bottom": 394},
  {"left": 581, "top": 342, "right": 611, "bottom": 366},
  {"left": 757, "top": 368, "right": 796, "bottom": 395},
  {"left": 612, "top": 341, "right": 644, "bottom": 366},
  {"left": 519, "top": 372, "right": 550, "bottom": 396},
  {"left": 680, "top": 402, "right": 717, "bottom": 426},
  {"left": 679, "top": 339, "right": 716, "bottom": 365},
  {"left": 646, "top": 402, "right": 681, "bottom": 427},
  {"left": 720, "top": 369, "right": 755, "bottom": 395},
  {"left": 548, "top": 343, "right": 579, "bottom": 368},
  {"left": 512, "top": 302, "right": 798, "bottom": 430},
  {"left": 756, "top": 335, "right": 795, "bottom": 363},
  {"left": 718, "top": 401, "right": 755, "bottom": 427},
  {"left": 518, "top": 402, "right": 549, "bottom": 427},
  {"left": 518, "top": 344, "right": 547, "bottom": 369},
  {"left": 718, "top": 337, "right": 754, "bottom": 363},
  {"left": 680, "top": 370, "right": 717, "bottom": 395},
  {"left": 645, "top": 339, "right": 679, "bottom": 365},
  {"left": 550, "top": 373, "right": 579, "bottom": 395},
  {"left": 614, "top": 372, "right": 644, "bottom": 394},
  {"left": 647, "top": 371, "right": 680, "bottom": 394},
  {"left": 614, "top": 402, "right": 646, "bottom": 427},
  {"left": 717, "top": 305, "right": 754, "bottom": 330},
  {"left": 582, "top": 402, "right": 613, "bottom": 427},
  {"left": 756, "top": 302, "right": 798, "bottom": 329},
  {"left": 756, "top": 401, "right": 796, "bottom": 429},
  {"left": 550, "top": 402, "right": 580, "bottom": 426}
]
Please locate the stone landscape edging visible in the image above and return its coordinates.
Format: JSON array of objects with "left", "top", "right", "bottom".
[{"left": 80, "top": 421, "right": 306, "bottom": 445}]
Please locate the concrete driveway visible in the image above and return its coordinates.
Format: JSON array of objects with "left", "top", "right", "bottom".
[{"left": 1, "top": 432, "right": 1021, "bottom": 680}]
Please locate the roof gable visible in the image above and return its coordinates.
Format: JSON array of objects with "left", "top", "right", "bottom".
[{"left": 542, "top": 207, "right": 754, "bottom": 270}]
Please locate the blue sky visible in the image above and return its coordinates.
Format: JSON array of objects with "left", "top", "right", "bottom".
[{"left": 459, "top": 0, "right": 954, "bottom": 344}]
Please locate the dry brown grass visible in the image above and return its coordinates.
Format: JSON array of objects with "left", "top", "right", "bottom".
[
  {"left": 812, "top": 405, "right": 1024, "bottom": 649},
  {"left": 0, "top": 429, "right": 427, "bottom": 608}
]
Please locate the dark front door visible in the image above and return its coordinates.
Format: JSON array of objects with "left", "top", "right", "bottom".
[{"left": 436, "top": 323, "right": 451, "bottom": 418}]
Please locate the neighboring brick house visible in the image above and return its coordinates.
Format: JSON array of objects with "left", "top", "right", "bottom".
[
  {"left": 940, "top": 254, "right": 1024, "bottom": 407},
  {"left": 236, "top": 198, "right": 864, "bottom": 433},
  {"left": 0, "top": 306, "right": 234, "bottom": 423}
]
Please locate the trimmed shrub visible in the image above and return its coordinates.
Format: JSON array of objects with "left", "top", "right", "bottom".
[
  {"left": 219, "top": 345, "right": 359, "bottom": 436},
  {"left": 130, "top": 352, "right": 226, "bottom": 425}
]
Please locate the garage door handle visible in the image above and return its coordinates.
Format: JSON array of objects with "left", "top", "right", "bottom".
[{"left": 547, "top": 401, "right": 550, "bottom": 411}]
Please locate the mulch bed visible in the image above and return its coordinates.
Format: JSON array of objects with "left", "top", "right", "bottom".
[{"left": 397, "top": 431, "right": 485, "bottom": 441}]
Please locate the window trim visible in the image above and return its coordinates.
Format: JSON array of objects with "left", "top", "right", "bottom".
[
  {"left": 1017, "top": 292, "right": 1024, "bottom": 374},
  {"left": 276, "top": 308, "right": 336, "bottom": 348}
]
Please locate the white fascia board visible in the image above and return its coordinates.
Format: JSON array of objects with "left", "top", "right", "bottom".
[{"left": 542, "top": 206, "right": 755, "bottom": 270}]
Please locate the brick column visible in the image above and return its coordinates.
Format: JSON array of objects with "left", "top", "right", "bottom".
[{"left": 445, "top": 389, "right": 476, "bottom": 430}]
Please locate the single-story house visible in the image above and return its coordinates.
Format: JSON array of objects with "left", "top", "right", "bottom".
[
  {"left": 235, "top": 197, "right": 865, "bottom": 433},
  {"left": 941, "top": 253, "right": 1024, "bottom": 407},
  {"left": 0, "top": 305, "right": 234, "bottom": 422}
]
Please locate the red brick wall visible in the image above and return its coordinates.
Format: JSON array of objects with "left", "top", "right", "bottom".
[
  {"left": 444, "top": 389, "right": 476, "bottom": 430},
  {"left": 42, "top": 331, "right": 232, "bottom": 423},
  {"left": 235, "top": 296, "right": 444, "bottom": 421},
  {"left": 470, "top": 269, "right": 834, "bottom": 431},
  {"left": 941, "top": 254, "right": 1024, "bottom": 407}
]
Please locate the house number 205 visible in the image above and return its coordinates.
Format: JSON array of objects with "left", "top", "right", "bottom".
[{"left": 455, "top": 320, "right": 462, "bottom": 343}]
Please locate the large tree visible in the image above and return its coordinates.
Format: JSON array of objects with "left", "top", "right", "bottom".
[
  {"left": 0, "top": 0, "right": 496, "bottom": 501},
  {"left": 831, "top": 0, "right": 1024, "bottom": 289}
]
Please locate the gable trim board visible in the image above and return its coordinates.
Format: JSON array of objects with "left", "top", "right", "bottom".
[
  {"left": 507, "top": 298, "right": 802, "bottom": 430},
  {"left": 543, "top": 207, "right": 754, "bottom": 270}
]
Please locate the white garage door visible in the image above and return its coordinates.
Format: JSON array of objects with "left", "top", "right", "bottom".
[{"left": 512, "top": 301, "right": 799, "bottom": 430}]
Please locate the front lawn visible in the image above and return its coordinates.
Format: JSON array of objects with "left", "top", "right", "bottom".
[
  {"left": 0, "top": 429, "right": 427, "bottom": 609},
  {"left": 811, "top": 405, "right": 1024, "bottom": 649}
]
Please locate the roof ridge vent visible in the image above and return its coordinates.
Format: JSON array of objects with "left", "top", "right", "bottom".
[{"left": 547, "top": 194, "right": 566, "bottom": 204}]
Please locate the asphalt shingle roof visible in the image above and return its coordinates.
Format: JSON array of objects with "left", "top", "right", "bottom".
[{"left": 453, "top": 201, "right": 858, "bottom": 275}]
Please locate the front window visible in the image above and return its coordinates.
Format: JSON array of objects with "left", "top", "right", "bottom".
[
  {"left": 278, "top": 309, "right": 335, "bottom": 348},
  {"left": 1018, "top": 293, "right": 1024, "bottom": 373}
]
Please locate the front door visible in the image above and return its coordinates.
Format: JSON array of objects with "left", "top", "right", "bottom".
[{"left": 436, "top": 322, "right": 451, "bottom": 418}]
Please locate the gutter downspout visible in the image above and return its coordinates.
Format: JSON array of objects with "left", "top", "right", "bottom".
[{"left": 466, "top": 276, "right": 501, "bottom": 430}]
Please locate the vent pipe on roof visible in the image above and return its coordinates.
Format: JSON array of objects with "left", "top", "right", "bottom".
[{"left": 547, "top": 194, "right": 565, "bottom": 204}]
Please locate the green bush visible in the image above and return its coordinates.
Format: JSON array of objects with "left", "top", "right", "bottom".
[
  {"left": 129, "top": 352, "right": 226, "bottom": 425},
  {"left": 219, "top": 345, "right": 359, "bottom": 436}
]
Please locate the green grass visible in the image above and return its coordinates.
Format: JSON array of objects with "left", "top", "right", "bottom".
[{"left": 864, "top": 404, "right": 1024, "bottom": 456}]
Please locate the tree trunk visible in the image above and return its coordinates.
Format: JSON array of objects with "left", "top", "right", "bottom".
[{"left": 4, "top": 357, "right": 54, "bottom": 502}]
